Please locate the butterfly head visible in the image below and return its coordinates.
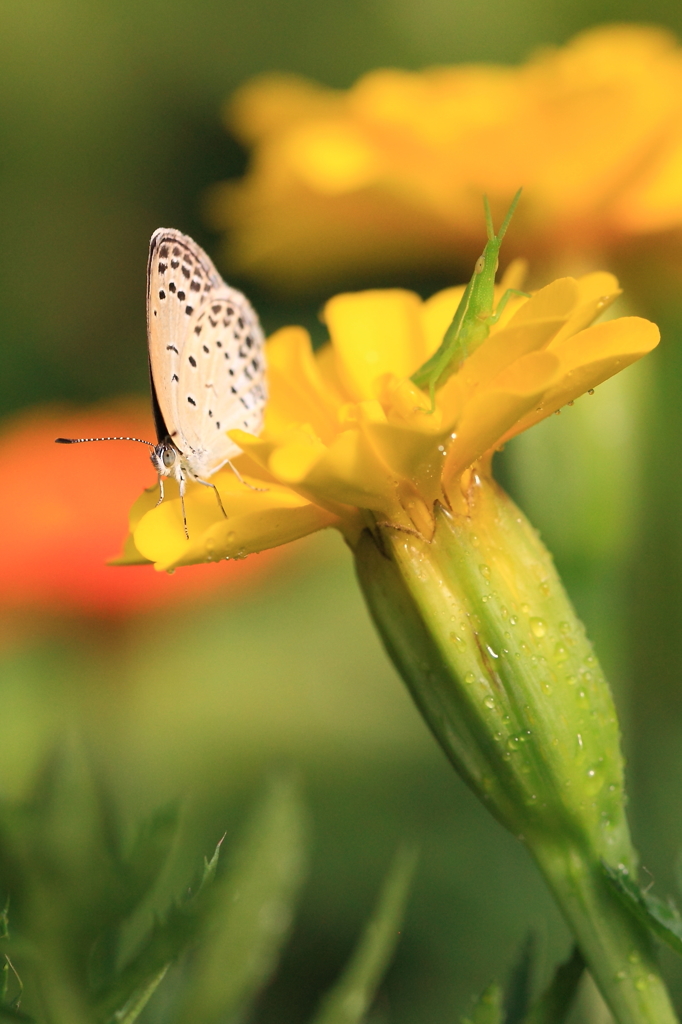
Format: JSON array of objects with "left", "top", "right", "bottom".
[{"left": 151, "top": 439, "right": 181, "bottom": 480}]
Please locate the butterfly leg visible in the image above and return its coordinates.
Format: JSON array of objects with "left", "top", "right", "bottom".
[
  {"left": 195, "top": 477, "right": 228, "bottom": 519},
  {"left": 155, "top": 476, "right": 165, "bottom": 507},
  {"left": 227, "top": 460, "right": 269, "bottom": 493},
  {"left": 179, "top": 474, "right": 189, "bottom": 540}
]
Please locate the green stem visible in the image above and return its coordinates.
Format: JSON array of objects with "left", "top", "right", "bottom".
[{"left": 533, "top": 843, "right": 677, "bottom": 1024}]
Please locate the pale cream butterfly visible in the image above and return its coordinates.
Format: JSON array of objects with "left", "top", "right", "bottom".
[{"left": 56, "top": 228, "right": 268, "bottom": 537}]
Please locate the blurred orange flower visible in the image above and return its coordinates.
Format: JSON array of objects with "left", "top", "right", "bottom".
[
  {"left": 0, "top": 402, "right": 280, "bottom": 618},
  {"left": 208, "top": 24, "right": 682, "bottom": 291}
]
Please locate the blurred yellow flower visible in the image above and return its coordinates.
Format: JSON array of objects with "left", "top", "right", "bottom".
[
  {"left": 207, "top": 24, "right": 682, "bottom": 290},
  {"left": 119, "top": 268, "right": 658, "bottom": 571}
]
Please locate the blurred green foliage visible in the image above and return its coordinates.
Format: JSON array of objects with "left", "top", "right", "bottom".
[
  {"left": 5, "top": 0, "right": 682, "bottom": 1022},
  {"left": 0, "top": 752, "right": 415, "bottom": 1024}
]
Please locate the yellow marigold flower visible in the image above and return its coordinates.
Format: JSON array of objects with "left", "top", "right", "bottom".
[
  {"left": 207, "top": 24, "right": 682, "bottom": 290},
  {"left": 119, "top": 268, "right": 658, "bottom": 572}
]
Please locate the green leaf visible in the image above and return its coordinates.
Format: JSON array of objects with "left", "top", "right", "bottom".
[
  {"left": 107, "top": 965, "right": 169, "bottom": 1024},
  {"left": 94, "top": 834, "right": 226, "bottom": 1024},
  {"left": 521, "top": 946, "right": 584, "bottom": 1024},
  {"left": 603, "top": 861, "right": 682, "bottom": 956},
  {"left": 461, "top": 982, "right": 503, "bottom": 1024},
  {"left": 309, "top": 844, "right": 418, "bottom": 1024},
  {"left": 121, "top": 802, "right": 181, "bottom": 915},
  {"left": 504, "top": 933, "right": 535, "bottom": 1024},
  {"left": 0, "top": 1006, "right": 35, "bottom": 1023},
  {"left": 89, "top": 802, "right": 182, "bottom": 993},
  {"left": 173, "top": 775, "right": 308, "bottom": 1024}
]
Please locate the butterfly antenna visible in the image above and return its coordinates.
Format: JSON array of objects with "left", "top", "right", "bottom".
[{"left": 55, "top": 436, "right": 155, "bottom": 446}]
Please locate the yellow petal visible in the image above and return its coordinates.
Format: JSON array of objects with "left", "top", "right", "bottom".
[
  {"left": 296, "top": 427, "right": 407, "bottom": 519},
  {"left": 456, "top": 317, "right": 567, "bottom": 395},
  {"left": 362, "top": 420, "right": 450, "bottom": 506},
  {"left": 442, "top": 351, "right": 560, "bottom": 485},
  {"left": 133, "top": 471, "right": 330, "bottom": 571},
  {"left": 109, "top": 485, "right": 160, "bottom": 566},
  {"left": 421, "top": 286, "right": 466, "bottom": 358},
  {"left": 337, "top": 399, "right": 388, "bottom": 427},
  {"left": 507, "top": 277, "right": 578, "bottom": 325},
  {"left": 549, "top": 272, "right": 622, "bottom": 346},
  {"left": 323, "top": 289, "right": 426, "bottom": 399},
  {"left": 378, "top": 374, "right": 446, "bottom": 430},
  {"left": 265, "top": 326, "right": 339, "bottom": 442},
  {"left": 501, "top": 316, "right": 659, "bottom": 441},
  {"left": 269, "top": 441, "right": 328, "bottom": 483}
]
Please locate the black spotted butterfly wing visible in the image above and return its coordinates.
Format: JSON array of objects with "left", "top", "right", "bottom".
[{"left": 146, "top": 228, "right": 267, "bottom": 480}]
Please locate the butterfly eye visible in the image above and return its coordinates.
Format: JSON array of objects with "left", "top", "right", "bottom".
[{"left": 162, "top": 448, "right": 176, "bottom": 469}]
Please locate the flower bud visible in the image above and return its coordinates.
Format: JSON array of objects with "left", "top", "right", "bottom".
[{"left": 355, "top": 471, "right": 632, "bottom": 862}]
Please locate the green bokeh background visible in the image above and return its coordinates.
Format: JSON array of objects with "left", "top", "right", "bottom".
[{"left": 3, "top": 1, "right": 682, "bottom": 1021}]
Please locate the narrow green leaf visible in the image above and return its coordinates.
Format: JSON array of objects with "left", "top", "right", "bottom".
[
  {"left": 309, "top": 844, "right": 418, "bottom": 1024},
  {"left": 521, "top": 946, "right": 584, "bottom": 1024},
  {"left": 603, "top": 862, "right": 682, "bottom": 956},
  {"left": 173, "top": 775, "right": 308, "bottom": 1024},
  {"left": 108, "top": 964, "right": 169, "bottom": 1024},
  {"left": 461, "top": 982, "right": 503, "bottom": 1024},
  {"left": 198, "top": 835, "right": 223, "bottom": 894}
]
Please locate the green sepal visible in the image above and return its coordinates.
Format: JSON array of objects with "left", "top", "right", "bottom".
[
  {"left": 356, "top": 485, "right": 631, "bottom": 854},
  {"left": 309, "top": 844, "right": 417, "bottom": 1024},
  {"left": 461, "top": 981, "right": 503, "bottom": 1024},
  {"left": 603, "top": 861, "right": 682, "bottom": 956}
]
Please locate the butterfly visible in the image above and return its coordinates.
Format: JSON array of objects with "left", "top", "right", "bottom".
[{"left": 56, "top": 228, "right": 268, "bottom": 537}]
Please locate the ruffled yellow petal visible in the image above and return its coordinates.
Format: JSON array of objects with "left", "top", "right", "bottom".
[
  {"left": 456, "top": 317, "right": 567, "bottom": 395},
  {"left": 549, "top": 272, "right": 622, "bottom": 346},
  {"left": 507, "top": 278, "right": 579, "bottom": 324},
  {"left": 378, "top": 374, "right": 445, "bottom": 430},
  {"left": 443, "top": 351, "right": 560, "bottom": 486},
  {"left": 323, "top": 289, "right": 426, "bottom": 399},
  {"left": 281, "top": 427, "right": 408, "bottom": 521},
  {"left": 421, "top": 286, "right": 466, "bottom": 359},
  {"left": 500, "top": 317, "right": 660, "bottom": 441},
  {"left": 133, "top": 470, "right": 334, "bottom": 571},
  {"left": 110, "top": 486, "right": 160, "bottom": 566},
  {"left": 361, "top": 421, "right": 450, "bottom": 508},
  {"left": 265, "top": 326, "right": 340, "bottom": 442}
]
